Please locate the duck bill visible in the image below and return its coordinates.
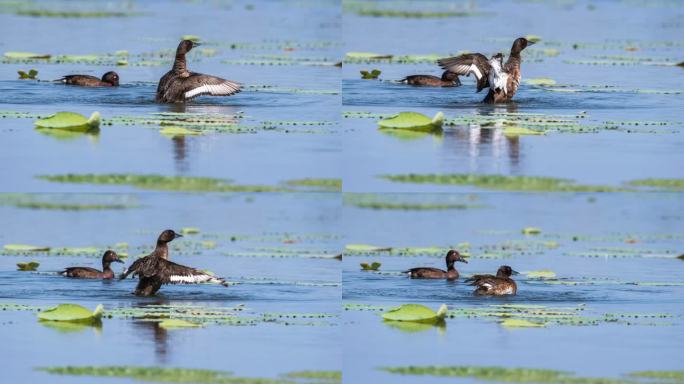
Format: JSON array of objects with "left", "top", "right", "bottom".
[
  {"left": 511, "top": 269, "right": 520, "bottom": 275},
  {"left": 458, "top": 257, "right": 468, "bottom": 264},
  {"left": 527, "top": 40, "right": 536, "bottom": 46},
  {"left": 114, "top": 259, "right": 125, "bottom": 263},
  {"left": 191, "top": 42, "right": 202, "bottom": 48}
]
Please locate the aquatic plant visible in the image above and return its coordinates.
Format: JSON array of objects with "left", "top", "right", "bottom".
[
  {"left": 626, "top": 178, "right": 684, "bottom": 191},
  {"left": 382, "top": 304, "right": 447, "bottom": 324},
  {"left": 38, "top": 304, "right": 103, "bottom": 323},
  {"left": 35, "top": 112, "right": 101, "bottom": 132},
  {"left": 16, "top": 261, "right": 39, "bottom": 271},
  {"left": 17, "top": 69, "right": 38, "bottom": 79},
  {"left": 4, "top": 244, "right": 50, "bottom": 252},
  {"left": 284, "top": 178, "right": 342, "bottom": 192},
  {"left": 501, "top": 319, "right": 546, "bottom": 328},
  {"left": 377, "top": 112, "right": 444, "bottom": 133},
  {"left": 360, "top": 69, "right": 381, "bottom": 79},
  {"left": 378, "top": 174, "right": 623, "bottom": 192},
  {"left": 158, "top": 319, "right": 202, "bottom": 329},
  {"left": 360, "top": 262, "right": 381, "bottom": 271}
]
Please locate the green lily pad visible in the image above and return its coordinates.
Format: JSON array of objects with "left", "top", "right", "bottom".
[
  {"left": 503, "top": 127, "right": 545, "bottom": 136},
  {"left": 378, "top": 112, "right": 444, "bottom": 132},
  {"left": 360, "top": 69, "right": 381, "bottom": 79},
  {"left": 159, "top": 319, "right": 202, "bottom": 329},
  {"left": 522, "top": 227, "right": 542, "bottom": 235},
  {"left": 35, "top": 112, "right": 101, "bottom": 132},
  {"left": 382, "top": 304, "right": 447, "bottom": 324},
  {"left": 525, "top": 78, "right": 556, "bottom": 86},
  {"left": 38, "top": 304, "right": 104, "bottom": 323},
  {"left": 4, "top": 244, "right": 50, "bottom": 252},
  {"left": 18, "top": 69, "right": 38, "bottom": 79},
  {"left": 4, "top": 51, "right": 51, "bottom": 59},
  {"left": 182, "top": 35, "right": 201, "bottom": 42},
  {"left": 360, "top": 262, "right": 381, "bottom": 271},
  {"left": 501, "top": 319, "right": 546, "bottom": 328},
  {"left": 17, "top": 261, "right": 40, "bottom": 271},
  {"left": 526, "top": 35, "right": 542, "bottom": 43},
  {"left": 181, "top": 227, "right": 200, "bottom": 235},
  {"left": 159, "top": 126, "right": 202, "bottom": 137},
  {"left": 345, "top": 244, "right": 391, "bottom": 252},
  {"left": 526, "top": 270, "right": 557, "bottom": 279},
  {"left": 346, "top": 52, "right": 393, "bottom": 60}
]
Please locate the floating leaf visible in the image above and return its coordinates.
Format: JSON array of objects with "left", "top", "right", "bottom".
[
  {"left": 526, "top": 270, "right": 557, "bottom": 279},
  {"left": 35, "top": 112, "right": 101, "bottom": 132},
  {"left": 181, "top": 227, "right": 200, "bottom": 235},
  {"left": 159, "top": 319, "right": 202, "bottom": 329},
  {"left": 522, "top": 227, "right": 542, "bottom": 235},
  {"left": 4, "top": 51, "right": 51, "bottom": 59},
  {"left": 4, "top": 244, "right": 50, "bottom": 252},
  {"left": 346, "top": 52, "right": 393, "bottom": 60},
  {"left": 360, "top": 262, "right": 381, "bottom": 271},
  {"left": 182, "top": 35, "right": 201, "bottom": 42},
  {"left": 38, "top": 304, "right": 104, "bottom": 323},
  {"left": 382, "top": 304, "right": 447, "bottom": 324},
  {"left": 345, "top": 244, "right": 391, "bottom": 252},
  {"left": 17, "top": 261, "right": 40, "bottom": 271},
  {"left": 630, "top": 371, "right": 684, "bottom": 380},
  {"left": 378, "top": 112, "right": 444, "bottom": 132},
  {"left": 503, "top": 126, "right": 545, "bottom": 137},
  {"left": 526, "top": 35, "right": 542, "bottom": 43},
  {"left": 501, "top": 319, "right": 546, "bottom": 328},
  {"left": 159, "top": 127, "right": 202, "bottom": 137},
  {"left": 360, "top": 69, "right": 382, "bottom": 79}
]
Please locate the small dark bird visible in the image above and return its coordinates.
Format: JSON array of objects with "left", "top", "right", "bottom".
[
  {"left": 404, "top": 250, "right": 468, "bottom": 280},
  {"left": 156, "top": 40, "right": 241, "bottom": 103},
  {"left": 437, "top": 37, "right": 535, "bottom": 103},
  {"left": 465, "top": 265, "right": 519, "bottom": 296},
  {"left": 59, "top": 71, "right": 120, "bottom": 87},
  {"left": 400, "top": 71, "right": 461, "bottom": 87},
  {"left": 60, "top": 250, "right": 124, "bottom": 279},
  {"left": 120, "top": 229, "right": 228, "bottom": 296}
]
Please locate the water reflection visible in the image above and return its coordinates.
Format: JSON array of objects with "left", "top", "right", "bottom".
[{"left": 132, "top": 300, "right": 170, "bottom": 363}]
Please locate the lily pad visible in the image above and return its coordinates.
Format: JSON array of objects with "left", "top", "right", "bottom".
[
  {"left": 4, "top": 244, "right": 50, "bottom": 252},
  {"left": 17, "top": 261, "right": 40, "bottom": 271},
  {"left": 360, "top": 262, "right": 381, "bottom": 271},
  {"left": 382, "top": 304, "right": 447, "bottom": 324},
  {"left": 181, "top": 227, "right": 201, "bottom": 235},
  {"left": 526, "top": 78, "right": 556, "bottom": 86},
  {"left": 35, "top": 112, "right": 101, "bottom": 132},
  {"left": 501, "top": 319, "right": 546, "bottom": 328},
  {"left": 182, "top": 35, "right": 201, "bottom": 42},
  {"left": 345, "top": 244, "right": 391, "bottom": 252},
  {"left": 346, "top": 52, "right": 393, "bottom": 60},
  {"left": 4, "top": 51, "right": 51, "bottom": 59},
  {"left": 522, "top": 227, "right": 542, "bottom": 235},
  {"left": 38, "top": 304, "right": 104, "bottom": 323},
  {"left": 159, "top": 319, "right": 202, "bottom": 329},
  {"left": 503, "top": 126, "right": 545, "bottom": 136},
  {"left": 378, "top": 112, "right": 444, "bottom": 132},
  {"left": 526, "top": 270, "right": 557, "bottom": 279},
  {"left": 17, "top": 69, "right": 38, "bottom": 79}
]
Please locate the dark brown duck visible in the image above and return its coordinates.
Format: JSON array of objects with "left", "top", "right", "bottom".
[
  {"left": 465, "top": 265, "right": 519, "bottom": 296},
  {"left": 437, "top": 37, "right": 535, "bottom": 103},
  {"left": 119, "top": 229, "right": 228, "bottom": 296},
  {"left": 60, "top": 250, "right": 124, "bottom": 279},
  {"left": 404, "top": 250, "right": 468, "bottom": 280},
  {"left": 59, "top": 71, "right": 119, "bottom": 87},
  {"left": 156, "top": 40, "right": 241, "bottom": 103},
  {"left": 401, "top": 71, "right": 461, "bottom": 87}
]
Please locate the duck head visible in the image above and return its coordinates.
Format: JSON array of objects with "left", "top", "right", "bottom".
[
  {"left": 446, "top": 250, "right": 468, "bottom": 267},
  {"left": 177, "top": 39, "right": 201, "bottom": 54},
  {"left": 496, "top": 265, "right": 519, "bottom": 278},
  {"left": 101, "top": 71, "right": 119, "bottom": 86},
  {"left": 511, "top": 37, "right": 535, "bottom": 54},
  {"left": 102, "top": 250, "right": 124, "bottom": 265},
  {"left": 157, "top": 229, "right": 183, "bottom": 244},
  {"left": 441, "top": 71, "right": 459, "bottom": 82}
]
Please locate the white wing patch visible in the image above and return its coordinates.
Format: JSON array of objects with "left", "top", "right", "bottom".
[
  {"left": 487, "top": 58, "right": 509, "bottom": 94},
  {"left": 469, "top": 64, "right": 483, "bottom": 80},
  {"left": 168, "top": 273, "right": 225, "bottom": 285},
  {"left": 184, "top": 81, "right": 241, "bottom": 100}
]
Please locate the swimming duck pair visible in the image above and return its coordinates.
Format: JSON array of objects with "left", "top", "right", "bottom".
[
  {"left": 61, "top": 229, "right": 228, "bottom": 296},
  {"left": 402, "top": 37, "right": 535, "bottom": 103},
  {"left": 58, "top": 40, "right": 241, "bottom": 103},
  {"left": 404, "top": 250, "right": 519, "bottom": 296}
]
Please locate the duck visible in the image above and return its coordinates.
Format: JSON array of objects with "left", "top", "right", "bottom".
[
  {"left": 400, "top": 71, "right": 461, "bottom": 87},
  {"left": 437, "top": 37, "right": 535, "bottom": 103},
  {"left": 465, "top": 265, "right": 519, "bottom": 295},
  {"left": 60, "top": 250, "right": 124, "bottom": 279},
  {"left": 156, "top": 40, "right": 241, "bottom": 103},
  {"left": 404, "top": 250, "right": 468, "bottom": 280},
  {"left": 59, "top": 71, "right": 119, "bottom": 87},
  {"left": 119, "top": 229, "right": 228, "bottom": 296}
]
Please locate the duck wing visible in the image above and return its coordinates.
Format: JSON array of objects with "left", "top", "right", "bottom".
[
  {"left": 119, "top": 255, "right": 158, "bottom": 279},
  {"left": 437, "top": 53, "right": 491, "bottom": 92},
  {"left": 156, "top": 258, "right": 229, "bottom": 286},
  {"left": 182, "top": 73, "right": 241, "bottom": 100},
  {"left": 464, "top": 273, "right": 496, "bottom": 285}
]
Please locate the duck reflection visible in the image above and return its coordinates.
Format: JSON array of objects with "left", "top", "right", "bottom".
[
  {"left": 161, "top": 104, "right": 240, "bottom": 173},
  {"left": 131, "top": 299, "right": 170, "bottom": 363}
]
